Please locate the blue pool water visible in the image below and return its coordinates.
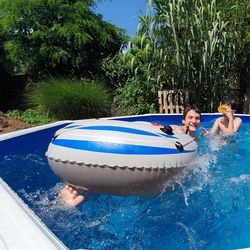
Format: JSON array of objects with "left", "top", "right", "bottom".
[{"left": 0, "top": 115, "right": 250, "bottom": 249}]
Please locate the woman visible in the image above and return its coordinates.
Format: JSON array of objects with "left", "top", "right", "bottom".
[{"left": 203, "top": 100, "right": 242, "bottom": 136}]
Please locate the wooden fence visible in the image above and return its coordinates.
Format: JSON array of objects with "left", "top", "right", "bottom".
[{"left": 158, "top": 89, "right": 189, "bottom": 114}]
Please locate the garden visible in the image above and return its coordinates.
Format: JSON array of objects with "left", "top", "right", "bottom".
[
  {"left": 0, "top": 0, "right": 249, "bottom": 130},
  {"left": 1, "top": 2, "right": 250, "bottom": 249}
]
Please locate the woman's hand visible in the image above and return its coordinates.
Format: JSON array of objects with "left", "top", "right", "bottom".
[
  {"left": 225, "top": 109, "right": 233, "bottom": 120},
  {"left": 201, "top": 128, "right": 209, "bottom": 136}
]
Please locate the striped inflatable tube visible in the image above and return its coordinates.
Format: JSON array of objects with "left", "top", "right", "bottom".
[{"left": 46, "top": 119, "right": 198, "bottom": 195}]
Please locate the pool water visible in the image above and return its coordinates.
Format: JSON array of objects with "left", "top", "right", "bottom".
[{"left": 0, "top": 118, "right": 250, "bottom": 249}]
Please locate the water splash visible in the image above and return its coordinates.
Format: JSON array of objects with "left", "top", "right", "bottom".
[
  {"left": 229, "top": 174, "right": 250, "bottom": 184},
  {"left": 167, "top": 150, "right": 217, "bottom": 206},
  {"left": 176, "top": 222, "right": 197, "bottom": 250}
]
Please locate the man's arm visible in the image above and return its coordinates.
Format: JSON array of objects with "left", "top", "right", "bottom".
[
  {"left": 233, "top": 118, "right": 242, "bottom": 132},
  {"left": 209, "top": 119, "right": 220, "bottom": 135},
  {"left": 169, "top": 125, "right": 185, "bottom": 132}
]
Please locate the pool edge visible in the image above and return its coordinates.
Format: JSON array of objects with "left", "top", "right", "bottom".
[{"left": 0, "top": 178, "right": 68, "bottom": 250}]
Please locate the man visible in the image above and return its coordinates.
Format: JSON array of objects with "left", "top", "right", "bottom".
[{"left": 169, "top": 105, "right": 201, "bottom": 141}]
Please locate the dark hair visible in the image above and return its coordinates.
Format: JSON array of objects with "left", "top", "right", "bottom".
[
  {"left": 182, "top": 104, "right": 201, "bottom": 120},
  {"left": 223, "top": 99, "right": 236, "bottom": 110}
]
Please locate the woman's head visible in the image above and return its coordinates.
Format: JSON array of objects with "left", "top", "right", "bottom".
[
  {"left": 218, "top": 99, "right": 236, "bottom": 116},
  {"left": 182, "top": 105, "right": 201, "bottom": 129},
  {"left": 223, "top": 99, "right": 236, "bottom": 110}
]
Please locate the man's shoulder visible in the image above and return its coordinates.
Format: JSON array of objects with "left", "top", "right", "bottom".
[
  {"left": 170, "top": 125, "right": 183, "bottom": 130},
  {"left": 234, "top": 116, "right": 242, "bottom": 122},
  {"left": 215, "top": 117, "right": 223, "bottom": 122}
]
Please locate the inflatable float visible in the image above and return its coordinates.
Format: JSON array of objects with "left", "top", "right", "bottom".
[{"left": 46, "top": 119, "right": 198, "bottom": 195}]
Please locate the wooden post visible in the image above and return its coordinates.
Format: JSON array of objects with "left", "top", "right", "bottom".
[
  {"left": 168, "top": 90, "right": 173, "bottom": 113},
  {"left": 158, "top": 89, "right": 189, "bottom": 114},
  {"left": 175, "top": 92, "right": 180, "bottom": 113},
  {"left": 163, "top": 90, "right": 168, "bottom": 113},
  {"left": 158, "top": 91, "right": 163, "bottom": 113}
]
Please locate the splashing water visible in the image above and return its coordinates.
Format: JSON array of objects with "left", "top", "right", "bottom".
[{"left": 0, "top": 122, "right": 250, "bottom": 249}]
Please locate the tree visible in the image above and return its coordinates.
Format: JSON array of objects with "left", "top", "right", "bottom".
[
  {"left": 113, "top": 0, "right": 249, "bottom": 114},
  {"left": 0, "top": 0, "right": 125, "bottom": 79},
  {"left": 0, "top": 8, "right": 9, "bottom": 81},
  {"left": 217, "top": 0, "right": 250, "bottom": 112}
]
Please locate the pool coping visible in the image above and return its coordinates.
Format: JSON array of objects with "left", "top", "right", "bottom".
[
  {"left": 0, "top": 121, "right": 72, "bottom": 249},
  {"left": 0, "top": 120, "right": 73, "bottom": 141},
  {"left": 1, "top": 113, "right": 249, "bottom": 142},
  {"left": 0, "top": 178, "right": 68, "bottom": 250}
]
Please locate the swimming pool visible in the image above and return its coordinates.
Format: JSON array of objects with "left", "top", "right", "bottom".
[{"left": 0, "top": 114, "right": 249, "bottom": 249}]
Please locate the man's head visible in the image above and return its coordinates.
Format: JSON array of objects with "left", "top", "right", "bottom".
[{"left": 182, "top": 105, "right": 201, "bottom": 130}]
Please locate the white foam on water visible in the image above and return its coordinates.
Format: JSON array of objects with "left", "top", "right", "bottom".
[
  {"left": 85, "top": 213, "right": 111, "bottom": 228},
  {"left": 176, "top": 222, "right": 197, "bottom": 250},
  {"left": 166, "top": 149, "right": 218, "bottom": 206},
  {"left": 19, "top": 182, "right": 83, "bottom": 217},
  {"left": 206, "top": 137, "right": 222, "bottom": 152},
  {"left": 229, "top": 174, "right": 250, "bottom": 184}
]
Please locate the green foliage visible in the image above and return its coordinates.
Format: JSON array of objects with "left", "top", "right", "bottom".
[
  {"left": 0, "top": 22, "right": 10, "bottom": 79},
  {"left": 26, "top": 78, "right": 112, "bottom": 120},
  {"left": 6, "top": 109, "right": 52, "bottom": 125},
  {"left": 101, "top": 54, "right": 131, "bottom": 89},
  {"left": 114, "top": 77, "right": 157, "bottom": 115},
  {"left": 0, "top": 0, "right": 125, "bottom": 78},
  {"left": 111, "top": 0, "right": 249, "bottom": 114}
]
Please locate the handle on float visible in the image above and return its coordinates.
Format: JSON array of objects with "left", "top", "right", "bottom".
[{"left": 157, "top": 126, "right": 194, "bottom": 152}]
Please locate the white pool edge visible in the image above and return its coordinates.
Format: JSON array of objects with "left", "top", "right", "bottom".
[
  {"left": 1, "top": 113, "right": 249, "bottom": 141},
  {"left": 0, "top": 120, "right": 73, "bottom": 141},
  {"left": 0, "top": 178, "right": 68, "bottom": 250}
]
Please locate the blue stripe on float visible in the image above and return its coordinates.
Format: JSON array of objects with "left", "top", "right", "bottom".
[
  {"left": 52, "top": 139, "right": 195, "bottom": 155},
  {"left": 77, "top": 126, "right": 177, "bottom": 139},
  {"left": 64, "top": 125, "right": 82, "bottom": 129}
]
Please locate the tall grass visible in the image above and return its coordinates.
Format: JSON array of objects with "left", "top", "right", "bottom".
[
  {"left": 121, "top": 0, "right": 239, "bottom": 112},
  {"left": 26, "top": 78, "right": 111, "bottom": 120}
]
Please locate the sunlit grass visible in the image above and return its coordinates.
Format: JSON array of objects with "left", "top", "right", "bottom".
[{"left": 26, "top": 78, "right": 112, "bottom": 120}]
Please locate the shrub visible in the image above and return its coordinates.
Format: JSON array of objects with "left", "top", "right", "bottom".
[
  {"left": 114, "top": 78, "right": 157, "bottom": 115},
  {"left": 6, "top": 109, "right": 52, "bottom": 125},
  {"left": 26, "top": 78, "right": 111, "bottom": 120}
]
